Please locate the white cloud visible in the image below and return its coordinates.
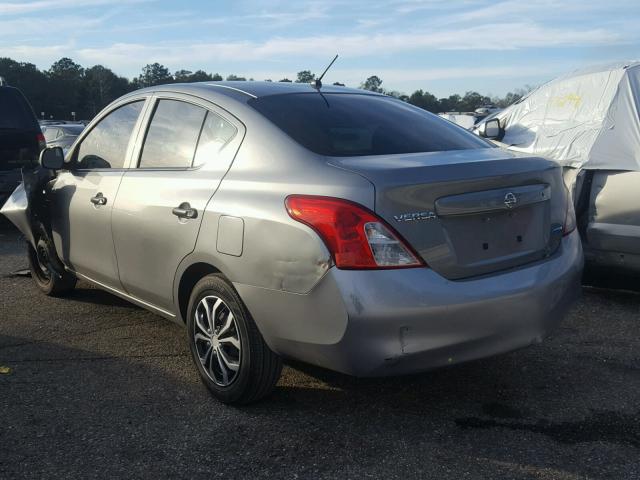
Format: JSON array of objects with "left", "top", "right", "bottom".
[
  {"left": 392, "top": 0, "right": 480, "bottom": 15},
  {"left": 446, "top": 0, "right": 640, "bottom": 24},
  {"left": 0, "top": 13, "right": 111, "bottom": 36},
  {"left": 0, "top": 0, "right": 149, "bottom": 15},
  {"left": 0, "top": 43, "right": 72, "bottom": 63},
  {"left": 64, "top": 22, "right": 625, "bottom": 71}
]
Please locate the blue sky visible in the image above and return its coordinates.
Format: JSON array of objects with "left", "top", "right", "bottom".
[{"left": 1, "top": 0, "right": 639, "bottom": 97}]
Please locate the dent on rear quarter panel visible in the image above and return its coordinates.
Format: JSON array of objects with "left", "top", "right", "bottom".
[{"left": 182, "top": 118, "right": 375, "bottom": 296}]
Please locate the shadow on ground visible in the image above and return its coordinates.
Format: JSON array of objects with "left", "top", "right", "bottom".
[
  {"left": 1, "top": 220, "right": 640, "bottom": 478},
  {"left": 2, "top": 302, "right": 639, "bottom": 480}
]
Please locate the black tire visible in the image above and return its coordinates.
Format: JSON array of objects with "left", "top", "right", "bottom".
[
  {"left": 186, "top": 274, "right": 282, "bottom": 404},
  {"left": 27, "top": 241, "right": 76, "bottom": 296}
]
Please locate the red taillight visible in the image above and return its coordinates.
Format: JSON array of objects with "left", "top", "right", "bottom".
[
  {"left": 36, "top": 133, "right": 46, "bottom": 151},
  {"left": 285, "top": 195, "right": 425, "bottom": 270}
]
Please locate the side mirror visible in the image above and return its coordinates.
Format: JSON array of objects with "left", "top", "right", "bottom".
[
  {"left": 39, "top": 146, "right": 65, "bottom": 170},
  {"left": 478, "top": 118, "right": 503, "bottom": 140}
]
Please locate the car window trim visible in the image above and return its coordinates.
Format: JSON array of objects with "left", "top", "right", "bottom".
[
  {"left": 135, "top": 97, "right": 206, "bottom": 171},
  {"left": 64, "top": 91, "right": 245, "bottom": 174},
  {"left": 67, "top": 97, "right": 152, "bottom": 172},
  {"left": 132, "top": 93, "right": 240, "bottom": 172}
]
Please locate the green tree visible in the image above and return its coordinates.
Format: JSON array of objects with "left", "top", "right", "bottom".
[
  {"left": 48, "top": 57, "right": 84, "bottom": 79},
  {"left": 279, "top": 78, "right": 292, "bottom": 82},
  {"left": 0, "top": 58, "right": 49, "bottom": 117},
  {"left": 458, "top": 91, "right": 491, "bottom": 112},
  {"left": 493, "top": 86, "right": 534, "bottom": 108},
  {"left": 495, "top": 91, "right": 522, "bottom": 108},
  {"left": 190, "top": 70, "right": 213, "bottom": 82},
  {"left": 295, "top": 70, "right": 315, "bottom": 83},
  {"left": 136, "top": 63, "right": 172, "bottom": 88},
  {"left": 226, "top": 74, "right": 246, "bottom": 81},
  {"left": 386, "top": 91, "right": 409, "bottom": 101},
  {"left": 47, "top": 57, "right": 85, "bottom": 119},
  {"left": 360, "top": 75, "right": 384, "bottom": 93},
  {"left": 84, "top": 65, "right": 131, "bottom": 117},
  {"left": 408, "top": 89, "right": 440, "bottom": 112},
  {"left": 173, "top": 69, "right": 193, "bottom": 82},
  {"left": 1, "top": 55, "right": 540, "bottom": 124},
  {"left": 438, "top": 94, "right": 462, "bottom": 112}
]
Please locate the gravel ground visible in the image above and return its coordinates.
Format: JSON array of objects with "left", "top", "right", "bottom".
[{"left": 1, "top": 220, "right": 639, "bottom": 479}]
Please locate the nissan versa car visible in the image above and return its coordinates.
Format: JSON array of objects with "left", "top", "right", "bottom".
[{"left": 1, "top": 82, "right": 583, "bottom": 404}]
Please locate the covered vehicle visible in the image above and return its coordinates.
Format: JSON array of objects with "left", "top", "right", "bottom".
[
  {"left": 2, "top": 82, "right": 582, "bottom": 404},
  {"left": 474, "top": 61, "right": 640, "bottom": 275}
]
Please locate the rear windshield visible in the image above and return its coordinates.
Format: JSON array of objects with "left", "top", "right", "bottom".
[
  {"left": 0, "top": 87, "right": 37, "bottom": 130},
  {"left": 61, "top": 125, "right": 85, "bottom": 135},
  {"left": 249, "top": 93, "right": 490, "bottom": 157}
]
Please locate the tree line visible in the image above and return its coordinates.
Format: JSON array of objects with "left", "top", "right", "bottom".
[{"left": 0, "top": 57, "right": 531, "bottom": 121}]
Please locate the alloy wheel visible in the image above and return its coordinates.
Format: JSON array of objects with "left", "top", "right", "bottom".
[{"left": 193, "top": 295, "right": 241, "bottom": 387}]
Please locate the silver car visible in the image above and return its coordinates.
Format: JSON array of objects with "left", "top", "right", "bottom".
[
  {"left": 1, "top": 82, "right": 583, "bottom": 404},
  {"left": 42, "top": 124, "right": 85, "bottom": 153}
]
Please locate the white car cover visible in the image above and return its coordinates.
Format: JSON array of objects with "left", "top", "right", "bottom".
[{"left": 493, "top": 61, "right": 640, "bottom": 171}]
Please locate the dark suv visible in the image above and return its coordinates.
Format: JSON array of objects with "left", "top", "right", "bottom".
[{"left": 0, "top": 78, "right": 45, "bottom": 206}]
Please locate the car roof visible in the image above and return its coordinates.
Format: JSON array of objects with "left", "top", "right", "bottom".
[{"left": 134, "top": 81, "right": 381, "bottom": 100}]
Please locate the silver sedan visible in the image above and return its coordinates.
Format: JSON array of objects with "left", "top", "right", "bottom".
[{"left": 1, "top": 82, "right": 583, "bottom": 404}]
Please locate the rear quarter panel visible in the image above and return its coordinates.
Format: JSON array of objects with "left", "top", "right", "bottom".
[{"left": 173, "top": 113, "right": 375, "bottom": 320}]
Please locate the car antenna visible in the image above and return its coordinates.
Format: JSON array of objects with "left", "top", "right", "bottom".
[{"left": 313, "top": 54, "right": 339, "bottom": 89}]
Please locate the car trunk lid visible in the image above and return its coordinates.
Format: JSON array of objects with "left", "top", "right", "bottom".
[{"left": 329, "top": 148, "right": 567, "bottom": 279}]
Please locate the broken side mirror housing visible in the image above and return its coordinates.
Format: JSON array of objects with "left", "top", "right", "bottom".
[
  {"left": 478, "top": 118, "right": 503, "bottom": 140},
  {"left": 39, "top": 146, "right": 65, "bottom": 170}
]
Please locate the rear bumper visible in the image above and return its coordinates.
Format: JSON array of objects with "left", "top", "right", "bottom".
[{"left": 237, "top": 230, "right": 583, "bottom": 377}]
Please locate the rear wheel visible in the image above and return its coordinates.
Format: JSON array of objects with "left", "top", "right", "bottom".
[
  {"left": 186, "top": 274, "right": 282, "bottom": 404},
  {"left": 27, "top": 240, "right": 76, "bottom": 296}
]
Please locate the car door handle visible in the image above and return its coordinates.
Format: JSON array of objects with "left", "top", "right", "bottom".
[
  {"left": 172, "top": 202, "right": 198, "bottom": 219},
  {"left": 90, "top": 193, "right": 107, "bottom": 206}
]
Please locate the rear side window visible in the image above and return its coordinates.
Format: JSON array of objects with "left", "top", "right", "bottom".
[
  {"left": 43, "top": 127, "right": 59, "bottom": 142},
  {"left": 76, "top": 101, "right": 144, "bottom": 169},
  {"left": 61, "top": 125, "right": 84, "bottom": 136},
  {"left": 193, "top": 111, "right": 237, "bottom": 167},
  {"left": 249, "top": 93, "right": 490, "bottom": 157},
  {"left": 139, "top": 99, "right": 207, "bottom": 168},
  {"left": 0, "top": 88, "right": 37, "bottom": 130}
]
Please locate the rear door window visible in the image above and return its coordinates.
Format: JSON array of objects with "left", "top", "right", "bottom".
[
  {"left": 249, "top": 93, "right": 490, "bottom": 157},
  {"left": 139, "top": 99, "right": 207, "bottom": 169},
  {"left": 75, "top": 101, "right": 144, "bottom": 169}
]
